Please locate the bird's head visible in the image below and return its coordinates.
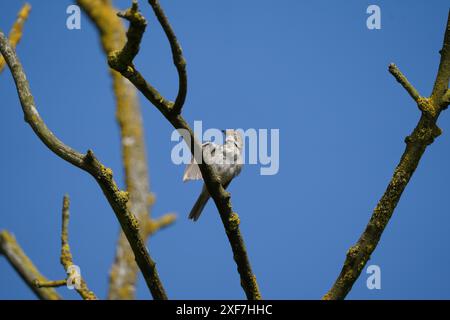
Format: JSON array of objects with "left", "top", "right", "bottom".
[{"left": 222, "top": 129, "right": 243, "bottom": 149}]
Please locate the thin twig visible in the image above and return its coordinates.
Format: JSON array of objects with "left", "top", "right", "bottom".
[
  {"left": 324, "top": 11, "right": 450, "bottom": 300},
  {"left": 388, "top": 63, "right": 421, "bottom": 102},
  {"left": 34, "top": 279, "right": 67, "bottom": 288},
  {"left": 77, "top": 0, "right": 176, "bottom": 299},
  {"left": 0, "top": 230, "right": 62, "bottom": 300},
  {"left": 0, "top": 31, "right": 168, "bottom": 300},
  {"left": 59, "top": 195, "right": 97, "bottom": 300},
  {"left": 149, "top": 0, "right": 187, "bottom": 115},
  {"left": 34, "top": 195, "right": 97, "bottom": 300},
  {"left": 108, "top": 1, "right": 261, "bottom": 299},
  {"left": 0, "top": 3, "right": 31, "bottom": 73},
  {"left": 33, "top": 195, "right": 98, "bottom": 300},
  {"left": 108, "top": 4, "right": 172, "bottom": 114},
  {"left": 145, "top": 213, "right": 177, "bottom": 236}
]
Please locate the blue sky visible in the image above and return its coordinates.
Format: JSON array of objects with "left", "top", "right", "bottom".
[{"left": 0, "top": 0, "right": 449, "bottom": 299}]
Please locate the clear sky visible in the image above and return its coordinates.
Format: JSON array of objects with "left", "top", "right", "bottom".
[{"left": 0, "top": 0, "right": 449, "bottom": 299}]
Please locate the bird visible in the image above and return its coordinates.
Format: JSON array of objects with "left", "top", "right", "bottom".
[{"left": 183, "top": 129, "right": 243, "bottom": 221}]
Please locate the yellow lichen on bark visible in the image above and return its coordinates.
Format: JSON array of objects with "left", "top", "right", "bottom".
[
  {"left": 77, "top": 0, "right": 175, "bottom": 300},
  {"left": 0, "top": 3, "right": 31, "bottom": 73},
  {"left": 0, "top": 230, "right": 62, "bottom": 300}
]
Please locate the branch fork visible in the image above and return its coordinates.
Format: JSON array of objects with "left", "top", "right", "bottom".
[
  {"left": 0, "top": 30, "right": 167, "bottom": 300},
  {"left": 34, "top": 195, "right": 97, "bottom": 300},
  {"left": 109, "top": 0, "right": 261, "bottom": 300},
  {"left": 325, "top": 11, "right": 450, "bottom": 300}
]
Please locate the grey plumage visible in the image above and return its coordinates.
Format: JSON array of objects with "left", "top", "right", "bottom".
[
  {"left": 188, "top": 185, "right": 209, "bottom": 221},
  {"left": 183, "top": 130, "right": 243, "bottom": 221}
]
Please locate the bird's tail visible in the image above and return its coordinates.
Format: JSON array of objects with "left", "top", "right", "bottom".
[{"left": 188, "top": 185, "right": 210, "bottom": 221}]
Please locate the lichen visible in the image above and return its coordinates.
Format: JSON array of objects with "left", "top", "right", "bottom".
[{"left": 228, "top": 212, "right": 240, "bottom": 231}]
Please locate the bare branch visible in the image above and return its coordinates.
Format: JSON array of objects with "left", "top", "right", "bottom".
[
  {"left": 324, "top": 11, "right": 450, "bottom": 300},
  {"left": 388, "top": 63, "right": 421, "bottom": 102},
  {"left": 108, "top": 4, "right": 172, "bottom": 114},
  {"left": 108, "top": 0, "right": 187, "bottom": 116},
  {"left": 115, "top": 1, "right": 148, "bottom": 67},
  {"left": 431, "top": 11, "right": 450, "bottom": 103},
  {"left": 33, "top": 196, "right": 96, "bottom": 300},
  {"left": 59, "top": 195, "right": 96, "bottom": 300},
  {"left": 0, "top": 3, "right": 31, "bottom": 74},
  {"left": 109, "top": 1, "right": 261, "bottom": 299},
  {"left": 145, "top": 213, "right": 177, "bottom": 236},
  {"left": 149, "top": 0, "right": 187, "bottom": 115},
  {"left": 77, "top": 0, "right": 176, "bottom": 299},
  {"left": 0, "top": 32, "right": 85, "bottom": 168},
  {"left": 34, "top": 279, "right": 67, "bottom": 288},
  {"left": 0, "top": 31, "right": 168, "bottom": 300},
  {"left": 0, "top": 230, "right": 62, "bottom": 300}
]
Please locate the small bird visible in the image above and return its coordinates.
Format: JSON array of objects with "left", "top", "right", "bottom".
[{"left": 183, "top": 129, "right": 243, "bottom": 221}]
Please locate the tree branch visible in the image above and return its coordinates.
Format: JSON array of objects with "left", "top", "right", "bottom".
[
  {"left": 388, "top": 63, "right": 421, "bottom": 102},
  {"left": 34, "top": 279, "right": 67, "bottom": 288},
  {"left": 145, "top": 213, "right": 177, "bottom": 236},
  {"left": 0, "top": 3, "right": 31, "bottom": 74},
  {"left": 77, "top": 0, "right": 176, "bottom": 300},
  {"left": 108, "top": 6, "right": 171, "bottom": 114},
  {"left": 34, "top": 195, "right": 96, "bottom": 300},
  {"left": 0, "top": 31, "right": 168, "bottom": 300},
  {"left": 324, "top": 10, "right": 450, "bottom": 300},
  {"left": 109, "top": 1, "right": 261, "bottom": 300},
  {"left": 60, "top": 195, "right": 97, "bottom": 300},
  {"left": 149, "top": 0, "right": 187, "bottom": 115},
  {"left": 431, "top": 14, "right": 450, "bottom": 104},
  {"left": 60, "top": 195, "right": 96, "bottom": 299},
  {"left": 0, "top": 230, "right": 62, "bottom": 300}
]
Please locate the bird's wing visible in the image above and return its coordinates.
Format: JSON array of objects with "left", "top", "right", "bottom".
[{"left": 183, "top": 142, "right": 214, "bottom": 182}]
